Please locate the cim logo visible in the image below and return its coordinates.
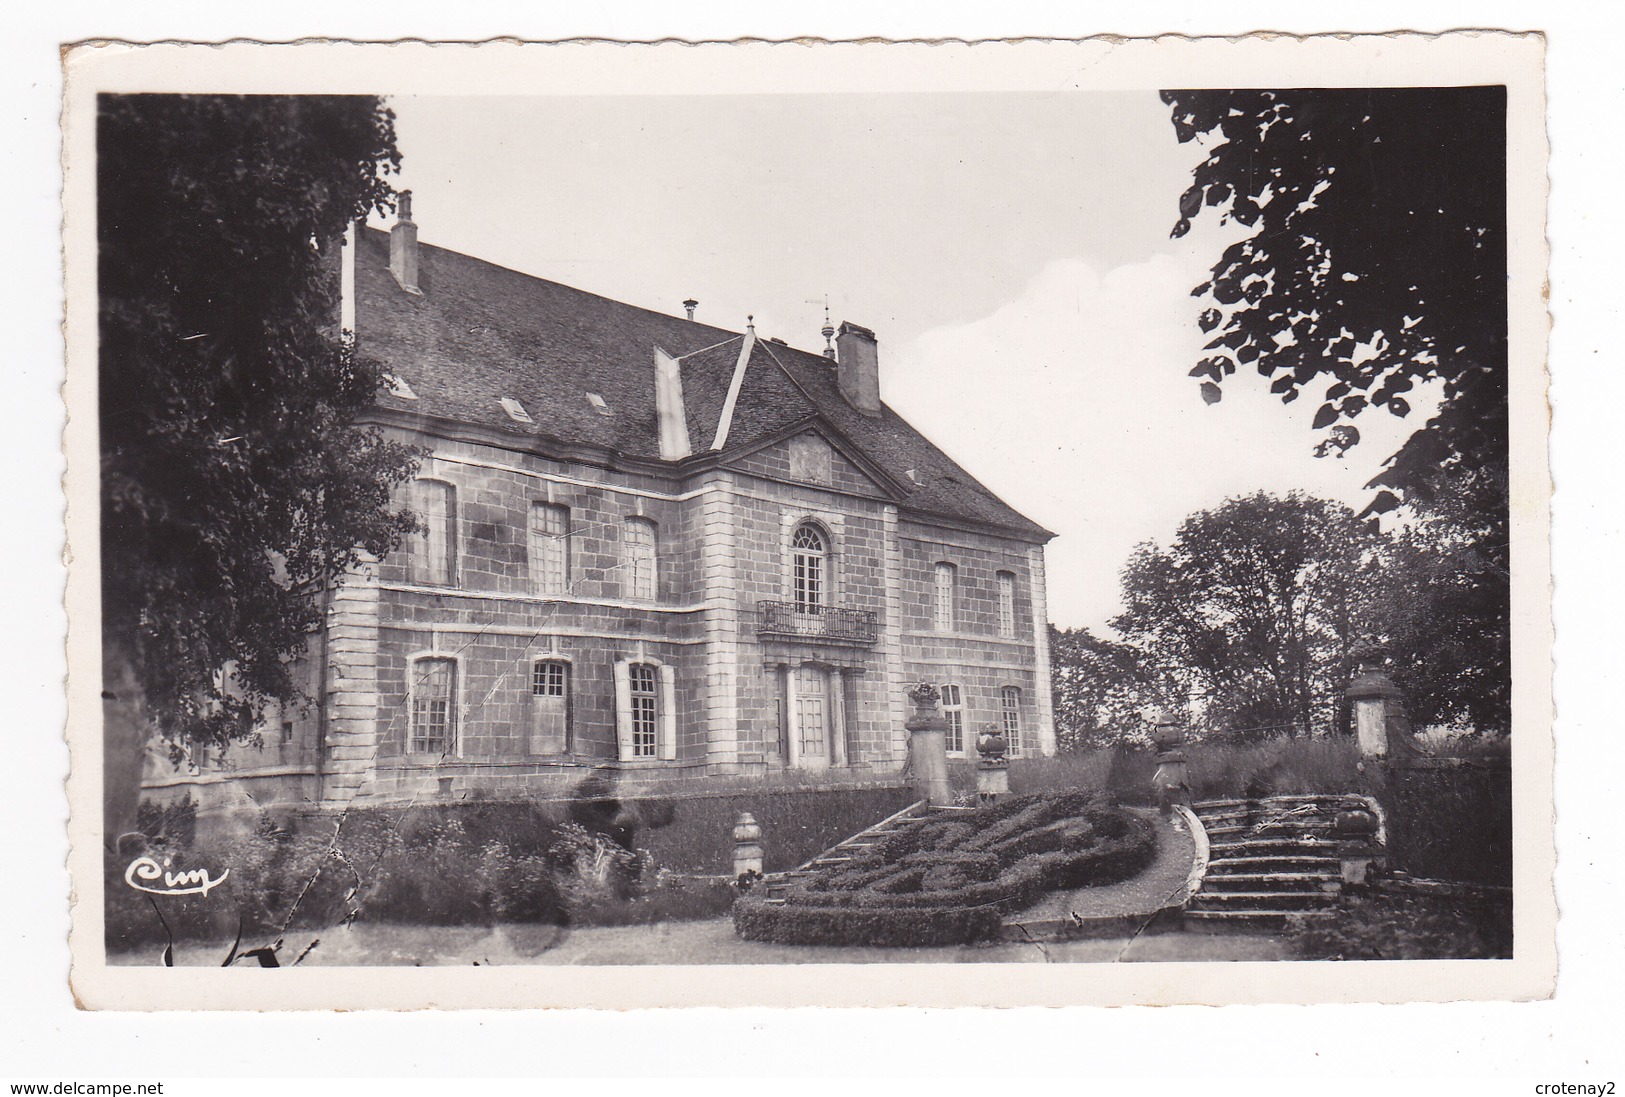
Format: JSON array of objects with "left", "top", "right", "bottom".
[{"left": 124, "top": 855, "right": 229, "bottom": 898}]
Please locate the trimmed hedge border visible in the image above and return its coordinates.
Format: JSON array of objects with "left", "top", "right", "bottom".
[{"left": 733, "top": 791, "right": 1157, "bottom": 947}]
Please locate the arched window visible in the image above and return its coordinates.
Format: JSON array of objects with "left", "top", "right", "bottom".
[
  {"left": 406, "top": 479, "right": 457, "bottom": 586},
  {"left": 409, "top": 656, "right": 458, "bottom": 755},
  {"left": 997, "top": 571, "right": 1017, "bottom": 638},
  {"left": 623, "top": 517, "right": 658, "bottom": 601},
  {"left": 1001, "top": 686, "right": 1024, "bottom": 757},
  {"left": 529, "top": 503, "right": 570, "bottom": 595},
  {"left": 933, "top": 561, "right": 957, "bottom": 631},
  {"left": 791, "top": 522, "right": 829, "bottom": 610},
  {"left": 529, "top": 658, "right": 570, "bottom": 754}
]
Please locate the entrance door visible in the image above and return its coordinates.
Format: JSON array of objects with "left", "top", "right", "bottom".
[{"left": 794, "top": 666, "right": 830, "bottom": 770}]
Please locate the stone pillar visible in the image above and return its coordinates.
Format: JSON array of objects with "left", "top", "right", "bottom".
[
  {"left": 732, "top": 812, "right": 764, "bottom": 880},
  {"left": 321, "top": 554, "right": 382, "bottom": 809},
  {"left": 1149, "top": 714, "right": 1191, "bottom": 816},
  {"left": 903, "top": 683, "right": 953, "bottom": 806},
  {"left": 974, "top": 724, "right": 1010, "bottom": 803},
  {"left": 1345, "top": 639, "right": 1424, "bottom": 762},
  {"left": 783, "top": 663, "right": 801, "bottom": 769},
  {"left": 829, "top": 667, "right": 848, "bottom": 768},
  {"left": 1332, "top": 802, "right": 1382, "bottom": 888},
  {"left": 698, "top": 473, "right": 743, "bottom": 771}
]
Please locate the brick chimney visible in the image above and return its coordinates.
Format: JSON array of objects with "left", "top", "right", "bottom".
[
  {"left": 389, "top": 191, "right": 421, "bottom": 295},
  {"left": 835, "top": 322, "right": 881, "bottom": 415}
]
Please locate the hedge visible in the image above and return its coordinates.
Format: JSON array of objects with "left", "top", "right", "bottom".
[{"left": 733, "top": 791, "right": 1157, "bottom": 947}]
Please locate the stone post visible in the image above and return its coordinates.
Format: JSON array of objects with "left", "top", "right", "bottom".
[
  {"left": 1332, "top": 802, "right": 1382, "bottom": 888},
  {"left": 974, "top": 724, "right": 1010, "bottom": 803},
  {"left": 1345, "top": 638, "right": 1423, "bottom": 762},
  {"left": 904, "top": 683, "right": 953, "bottom": 806},
  {"left": 732, "top": 812, "right": 764, "bottom": 880},
  {"left": 1149, "top": 713, "right": 1191, "bottom": 816}
]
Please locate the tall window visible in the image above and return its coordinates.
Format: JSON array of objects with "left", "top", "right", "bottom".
[
  {"left": 997, "top": 571, "right": 1017, "bottom": 638},
  {"left": 624, "top": 517, "right": 658, "bottom": 601},
  {"left": 940, "top": 683, "right": 965, "bottom": 754},
  {"left": 933, "top": 562, "right": 957, "bottom": 631},
  {"left": 628, "top": 663, "right": 659, "bottom": 758},
  {"left": 530, "top": 658, "right": 570, "bottom": 754},
  {"left": 407, "top": 480, "right": 456, "bottom": 586},
  {"left": 529, "top": 503, "right": 570, "bottom": 594},
  {"left": 791, "top": 523, "right": 828, "bottom": 610},
  {"left": 1001, "top": 686, "right": 1023, "bottom": 757},
  {"left": 410, "top": 657, "right": 457, "bottom": 755}
]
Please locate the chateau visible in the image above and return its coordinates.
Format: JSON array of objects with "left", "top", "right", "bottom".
[{"left": 144, "top": 198, "right": 1057, "bottom": 811}]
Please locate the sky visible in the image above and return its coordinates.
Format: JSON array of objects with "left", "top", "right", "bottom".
[{"left": 378, "top": 92, "right": 1436, "bottom": 633}]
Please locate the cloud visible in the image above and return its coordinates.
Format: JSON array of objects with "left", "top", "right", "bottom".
[{"left": 884, "top": 253, "right": 1439, "bottom": 632}]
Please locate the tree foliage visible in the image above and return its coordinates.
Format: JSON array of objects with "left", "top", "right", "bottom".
[
  {"left": 1163, "top": 88, "right": 1510, "bottom": 735},
  {"left": 1163, "top": 87, "right": 1506, "bottom": 517},
  {"left": 1048, "top": 625, "right": 1181, "bottom": 751},
  {"left": 99, "top": 95, "right": 421, "bottom": 750},
  {"left": 1111, "top": 493, "right": 1380, "bottom": 738}
]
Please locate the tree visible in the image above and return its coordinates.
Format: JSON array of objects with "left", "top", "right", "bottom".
[
  {"left": 1112, "top": 493, "right": 1381, "bottom": 739},
  {"left": 1049, "top": 625, "right": 1182, "bottom": 751},
  {"left": 1369, "top": 471, "right": 1511, "bottom": 735},
  {"left": 1163, "top": 88, "right": 1510, "bottom": 734},
  {"left": 99, "top": 95, "right": 421, "bottom": 837}
]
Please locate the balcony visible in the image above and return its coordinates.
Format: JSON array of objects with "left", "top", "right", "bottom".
[{"left": 756, "top": 601, "right": 878, "bottom": 645}]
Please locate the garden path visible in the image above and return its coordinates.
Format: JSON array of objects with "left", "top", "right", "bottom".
[{"left": 113, "top": 916, "right": 1290, "bottom": 967}]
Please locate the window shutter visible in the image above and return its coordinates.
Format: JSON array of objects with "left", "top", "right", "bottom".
[
  {"left": 613, "top": 660, "right": 634, "bottom": 761},
  {"left": 657, "top": 663, "right": 678, "bottom": 761}
]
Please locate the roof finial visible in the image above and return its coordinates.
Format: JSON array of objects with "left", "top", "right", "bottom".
[
  {"left": 821, "top": 298, "right": 836, "bottom": 360},
  {"left": 746, "top": 314, "right": 755, "bottom": 334}
]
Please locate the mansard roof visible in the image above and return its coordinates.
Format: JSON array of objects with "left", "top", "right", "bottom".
[{"left": 353, "top": 227, "right": 1052, "bottom": 540}]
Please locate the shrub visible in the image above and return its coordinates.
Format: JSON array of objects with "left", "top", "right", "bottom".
[
  {"left": 1288, "top": 890, "right": 1512, "bottom": 960},
  {"left": 733, "top": 791, "right": 1157, "bottom": 947},
  {"left": 105, "top": 799, "right": 741, "bottom": 954}
]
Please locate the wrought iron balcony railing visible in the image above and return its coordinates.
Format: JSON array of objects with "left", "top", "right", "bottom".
[{"left": 756, "top": 601, "right": 878, "bottom": 644}]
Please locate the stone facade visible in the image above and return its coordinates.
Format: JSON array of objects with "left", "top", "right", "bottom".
[{"left": 142, "top": 221, "right": 1056, "bottom": 810}]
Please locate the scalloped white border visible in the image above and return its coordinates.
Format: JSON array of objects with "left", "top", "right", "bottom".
[{"left": 60, "top": 31, "right": 1553, "bottom": 1011}]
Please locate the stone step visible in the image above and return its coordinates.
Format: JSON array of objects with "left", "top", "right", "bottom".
[
  {"left": 1206, "top": 856, "right": 1341, "bottom": 872},
  {"left": 1189, "top": 890, "right": 1336, "bottom": 910},
  {"left": 1210, "top": 835, "right": 1338, "bottom": 852},
  {"left": 1204, "top": 821, "right": 1335, "bottom": 837},
  {"left": 1201, "top": 872, "right": 1340, "bottom": 888},
  {"left": 1185, "top": 908, "right": 1336, "bottom": 928}
]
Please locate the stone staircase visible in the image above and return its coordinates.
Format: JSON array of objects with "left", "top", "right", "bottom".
[
  {"left": 1186, "top": 794, "right": 1382, "bottom": 930},
  {"left": 760, "top": 799, "right": 960, "bottom": 906}
]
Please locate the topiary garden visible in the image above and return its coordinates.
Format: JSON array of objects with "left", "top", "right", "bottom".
[{"left": 733, "top": 790, "right": 1157, "bottom": 947}]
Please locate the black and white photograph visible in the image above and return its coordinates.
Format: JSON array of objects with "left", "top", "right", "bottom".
[{"left": 60, "top": 33, "right": 1552, "bottom": 1009}]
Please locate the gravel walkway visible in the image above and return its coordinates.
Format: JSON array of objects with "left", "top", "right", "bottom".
[{"left": 1003, "top": 807, "right": 1198, "bottom": 935}]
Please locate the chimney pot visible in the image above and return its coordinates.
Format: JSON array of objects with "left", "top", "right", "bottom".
[
  {"left": 389, "top": 190, "right": 421, "bottom": 295},
  {"left": 683, "top": 299, "right": 699, "bottom": 321},
  {"left": 834, "top": 321, "right": 882, "bottom": 415}
]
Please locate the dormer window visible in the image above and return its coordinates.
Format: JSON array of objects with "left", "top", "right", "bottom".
[
  {"left": 500, "top": 397, "right": 534, "bottom": 424},
  {"left": 384, "top": 373, "right": 418, "bottom": 400}
]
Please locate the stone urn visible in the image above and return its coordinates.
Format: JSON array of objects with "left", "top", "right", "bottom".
[{"left": 974, "top": 725, "right": 1010, "bottom": 803}]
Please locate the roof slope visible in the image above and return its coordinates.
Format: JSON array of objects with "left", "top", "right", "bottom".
[{"left": 354, "top": 227, "right": 1050, "bottom": 539}]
